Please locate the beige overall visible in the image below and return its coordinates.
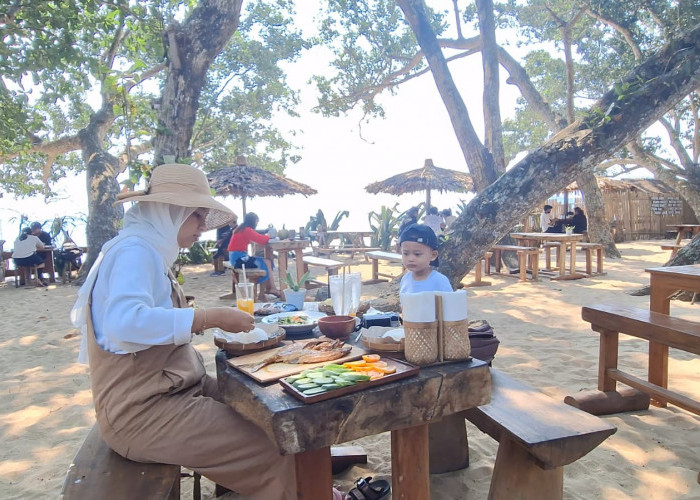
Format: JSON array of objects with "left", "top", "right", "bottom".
[{"left": 86, "top": 271, "right": 295, "bottom": 499}]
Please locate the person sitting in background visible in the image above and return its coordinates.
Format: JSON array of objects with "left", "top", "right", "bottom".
[
  {"left": 540, "top": 205, "right": 556, "bottom": 233},
  {"left": 440, "top": 208, "right": 457, "bottom": 231},
  {"left": 211, "top": 220, "right": 235, "bottom": 276},
  {"left": 12, "top": 227, "right": 48, "bottom": 286},
  {"left": 228, "top": 212, "right": 281, "bottom": 298},
  {"left": 567, "top": 207, "right": 588, "bottom": 234},
  {"left": 398, "top": 206, "right": 419, "bottom": 237},
  {"left": 421, "top": 206, "right": 443, "bottom": 236},
  {"left": 550, "top": 211, "right": 573, "bottom": 233}
]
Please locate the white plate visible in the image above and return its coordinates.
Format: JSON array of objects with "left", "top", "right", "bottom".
[{"left": 261, "top": 311, "right": 327, "bottom": 334}]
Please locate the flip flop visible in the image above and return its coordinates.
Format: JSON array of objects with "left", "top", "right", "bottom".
[{"left": 348, "top": 476, "right": 390, "bottom": 500}]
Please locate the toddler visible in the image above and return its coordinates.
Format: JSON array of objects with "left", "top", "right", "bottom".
[{"left": 399, "top": 223, "right": 452, "bottom": 294}]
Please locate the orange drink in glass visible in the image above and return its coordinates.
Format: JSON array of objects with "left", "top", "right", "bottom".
[{"left": 236, "top": 283, "right": 255, "bottom": 315}]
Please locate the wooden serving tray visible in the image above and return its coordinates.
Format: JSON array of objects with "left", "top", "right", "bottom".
[
  {"left": 279, "top": 357, "right": 419, "bottom": 404},
  {"left": 227, "top": 342, "right": 366, "bottom": 384}
]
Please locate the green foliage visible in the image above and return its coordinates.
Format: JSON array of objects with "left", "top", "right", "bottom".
[
  {"left": 285, "top": 270, "right": 310, "bottom": 291},
  {"left": 367, "top": 203, "right": 400, "bottom": 251},
  {"left": 329, "top": 210, "right": 349, "bottom": 231}
]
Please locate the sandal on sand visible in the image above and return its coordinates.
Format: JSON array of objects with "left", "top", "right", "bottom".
[{"left": 348, "top": 477, "right": 390, "bottom": 500}]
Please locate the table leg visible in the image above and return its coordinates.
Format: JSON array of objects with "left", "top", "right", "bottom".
[
  {"left": 557, "top": 242, "right": 567, "bottom": 278},
  {"left": 278, "top": 251, "right": 289, "bottom": 291},
  {"left": 295, "top": 446, "right": 332, "bottom": 500},
  {"left": 428, "top": 415, "right": 469, "bottom": 473},
  {"left": 294, "top": 250, "right": 305, "bottom": 282},
  {"left": 43, "top": 250, "right": 56, "bottom": 283},
  {"left": 391, "top": 424, "right": 430, "bottom": 500},
  {"left": 675, "top": 231, "right": 683, "bottom": 245},
  {"left": 569, "top": 242, "right": 577, "bottom": 276},
  {"left": 649, "top": 277, "right": 672, "bottom": 407}
]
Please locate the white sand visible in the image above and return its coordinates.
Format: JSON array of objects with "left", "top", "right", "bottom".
[{"left": 0, "top": 240, "right": 698, "bottom": 499}]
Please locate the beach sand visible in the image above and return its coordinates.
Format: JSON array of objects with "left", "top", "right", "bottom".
[{"left": 1, "top": 240, "right": 698, "bottom": 499}]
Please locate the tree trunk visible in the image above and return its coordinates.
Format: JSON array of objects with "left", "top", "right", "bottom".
[
  {"left": 396, "top": 0, "right": 499, "bottom": 191},
  {"left": 575, "top": 170, "right": 621, "bottom": 258},
  {"left": 153, "top": 0, "right": 243, "bottom": 164},
  {"left": 476, "top": 0, "right": 506, "bottom": 174},
  {"left": 437, "top": 23, "right": 700, "bottom": 285}
]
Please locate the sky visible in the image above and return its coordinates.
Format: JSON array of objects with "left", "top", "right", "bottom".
[{"left": 0, "top": 5, "right": 523, "bottom": 246}]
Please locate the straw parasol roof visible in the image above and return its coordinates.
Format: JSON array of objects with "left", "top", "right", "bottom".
[
  {"left": 365, "top": 158, "right": 474, "bottom": 209},
  {"left": 207, "top": 156, "right": 317, "bottom": 215}
]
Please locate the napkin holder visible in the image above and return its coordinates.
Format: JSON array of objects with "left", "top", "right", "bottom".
[
  {"left": 403, "top": 293, "right": 471, "bottom": 365},
  {"left": 439, "top": 292, "right": 471, "bottom": 361}
]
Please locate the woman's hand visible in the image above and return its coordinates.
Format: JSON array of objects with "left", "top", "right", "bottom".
[{"left": 203, "top": 307, "right": 255, "bottom": 333}]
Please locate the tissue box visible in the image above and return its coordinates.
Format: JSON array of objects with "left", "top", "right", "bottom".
[{"left": 362, "top": 313, "right": 400, "bottom": 328}]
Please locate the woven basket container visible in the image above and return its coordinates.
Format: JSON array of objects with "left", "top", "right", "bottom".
[
  {"left": 442, "top": 319, "right": 471, "bottom": 361},
  {"left": 404, "top": 320, "right": 439, "bottom": 366}
]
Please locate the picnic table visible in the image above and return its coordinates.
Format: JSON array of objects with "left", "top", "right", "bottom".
[
  {"left": 215, "top": 349, "right": 491, "bottom": 498},
  {"left": 263, "top": 239, "right": 309, "bottom": 291},
  {"left": 510, "top": 232, "right": 586, "bottom": 280},
  {"left": 666, "top": 224, "right": 700, "bottom": 245},
  {"left": 1, "top": 246, "right": 56, "bottom": 284}
]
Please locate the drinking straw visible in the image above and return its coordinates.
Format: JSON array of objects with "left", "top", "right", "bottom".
[
  {"left": 340, "top": 266, "right": 346, "bottom": 315},
  {"left": 241, "top": 264, "right": 250, "bottom": 301}
]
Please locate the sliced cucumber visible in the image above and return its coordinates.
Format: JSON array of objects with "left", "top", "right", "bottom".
[
  {"left": 321, "top": 383, "right": 343, "bottom": 390},
  {"left": 292, "top": 377, "right": 313, "bottom": 386},
  {"left": 295, "top": 383, "right": 319, "bottom": 390},
  {"left": 340, "top": 372, "right": 372, "bottom": 382},
  {"left": 313, "top": 377, "right": 335, "bottom": 384},
  {"left": 302, "top": 386, "right": 327, "bottom": 395}
]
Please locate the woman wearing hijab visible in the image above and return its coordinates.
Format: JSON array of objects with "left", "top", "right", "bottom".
[{"left": 70, "top": 164, "right": 295, "bottom": 499}]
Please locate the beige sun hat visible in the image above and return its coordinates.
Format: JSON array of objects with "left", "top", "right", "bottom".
[{"left": 115, "top": 163, "right": 237, "bottom": 231}]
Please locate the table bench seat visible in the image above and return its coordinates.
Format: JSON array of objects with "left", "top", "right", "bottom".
[
  {"left": 660, "top": 243, "right": 684, "bottom": 258},
  {"left": 364, "top": 250, "right": 404, "bottom": 283},
  {"left": 489, "top": 245, "right": 540, "bottom": 282},
  {"left": 61, "top": 423, "right": 182, "bottom": 500},
  {"left": 576, "top": 242, "right": 605, "bottom": 275},
  {"left": 302, "top": 255, "right": 343, "bottom": 289},
  {"left": 566, "top": 303, "right": 700, "bottom": 416},
  {"left": 464, "top": 369, "right": 616, "bottom": 500}
]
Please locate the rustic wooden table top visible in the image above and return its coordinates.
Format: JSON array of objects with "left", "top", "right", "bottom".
[{"left": 215, "top": 349, "right": 491, "bottom": 455}]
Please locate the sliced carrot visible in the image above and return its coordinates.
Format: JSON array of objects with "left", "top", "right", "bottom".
[
  {"left": 365, "top": 360, "right": 388, "bottom": 368},
  {"left": 362, "top": 354, "right": 381, "bottom": 363},
  {"left": 343, "top": 360, "right": 367, "bottom": 367},
  {"left": 373, "top": 366, "right": 396, "bottom": 374}
]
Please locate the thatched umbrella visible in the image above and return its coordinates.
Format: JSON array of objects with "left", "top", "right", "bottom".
[
  {"left": 365, "top": 158, "right": 474, "bottom": 209},
  {"left": 207, "top": 156, "right": 317, "bottom": 215}
]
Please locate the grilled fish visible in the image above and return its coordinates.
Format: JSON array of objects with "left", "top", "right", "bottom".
[{"left": 244, "top": 339, "right": 351, "bottom": 372}]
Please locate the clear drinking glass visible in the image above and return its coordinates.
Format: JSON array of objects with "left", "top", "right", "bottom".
[{"left": 236, "top": 283, "right": 255, "bottom": 315}]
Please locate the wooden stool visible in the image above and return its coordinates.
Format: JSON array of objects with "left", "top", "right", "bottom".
[
  {"left": 577, "top": 243, "right": 605, "bottom": 275},
  {"left": 543, "top": 242, "right": 561, "bottom": 270},
  {"left": 16, "top": 265, "right": 39, "bottom": 287},
  {"left": 465, "top": 251, "right": 492, "bottom": 287}
]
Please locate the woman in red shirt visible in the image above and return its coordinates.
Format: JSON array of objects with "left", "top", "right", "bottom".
[{"left": 228, "top": 212, "right": 281, "bottom": 297}]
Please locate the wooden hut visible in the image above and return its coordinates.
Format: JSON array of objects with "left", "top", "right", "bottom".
[{"left": 524, "top": 178, "right": 698, "bottom": 241}]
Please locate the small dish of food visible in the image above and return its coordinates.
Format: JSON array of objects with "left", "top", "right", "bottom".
[{"left": 261, "top": 311, "right": 327, "bottom": 335}]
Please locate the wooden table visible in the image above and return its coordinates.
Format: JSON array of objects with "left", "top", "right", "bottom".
[
  {"left": 646, "top": 265, "right": 700, "bottom": 407},
  {"left": 1, "top": 246, "right": 56, "bottom": 284},
  {"left": 666, "top": 224, "right": 700, "bottom": 245},
  {"left": 215, "top": 351, "right": 491, "bottom": 498},
  {"left": 323, "top": 231, "right": 374, "bottom": 247},
  {"left": 511, "top": 232, "right": 586, "bottom": 280},
  {"left": 265, "top": 239, "right": 309, "bottom": 290}
]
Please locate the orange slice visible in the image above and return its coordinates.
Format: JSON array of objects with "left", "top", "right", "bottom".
[{"left": 362, "top": 354, "right": 382, "bottom": 363}]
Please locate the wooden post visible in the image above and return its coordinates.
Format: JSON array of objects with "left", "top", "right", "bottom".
[
  {"left": 598, "top": 329, "right": 619, "bottom": 392},
  {"left": 295, "top": 447, "right": 331, "bottom": 500},
  {"left": 488, "top": 437, "right": 563, "bottom": 500},
  {"left": 428, "top": 415, "right": 469, "bottom": 474},
  {"left": 391, "top": 425, "right": 430, "bottom": 500}
]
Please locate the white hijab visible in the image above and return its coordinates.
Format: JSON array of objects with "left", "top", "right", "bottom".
[{"left": 71, "top": 202, "right": 195, "bottom": 363}]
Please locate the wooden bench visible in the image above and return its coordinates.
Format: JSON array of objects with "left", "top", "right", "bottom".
[
  {"left": 463, "top": 251, "right": 492, "bottom": 287},
  {"left": 364, "top": 250, "right": 404, "bottom": 284},
  {"left": 219, "top": 261, "right": 267, "bottom": 301},
  {"left": 542, "top": 242, "right": 561, "bottom": 270},
  {"left": 313, "top": 246, "right": 381, "bottom": 260},
  {"left": 566, "top": 303, "right": 700, "bottom": 416},
  {"left": 660, "top": 243, "right": 683, "bottom": 258},
  {"left": 463, "top": 370, "right": 616, "bottom": 500},
  {"left": 302, "top": 255, "right": 343, "bottom": 289},
  {"left": 61, "top": 423, "right": 183, "bottom": 500},
  {"left": 489, "top": 245, "right": 540, "bottom": 282},
  {"left": 576, "top": 242, "right": 605, "bottom": 275}
]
